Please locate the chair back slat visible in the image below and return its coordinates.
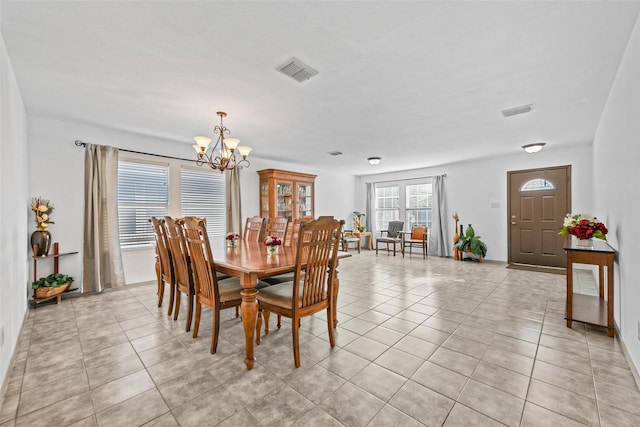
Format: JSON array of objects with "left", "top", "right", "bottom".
[
  {"left": 265, "top": 217, "right": 289, "bottom": 243},
  {"left": 150, "top": 217, "right": 173, "bottom": 284},
  {"left": 244, "top": 216, "right": 265, "bottom": 242},
  {"left": 289, "top": 216, "right": 314, "bottom": 247},
  {"left": 293, "top": 217, "right": 343, "bottom": 309},
  {"left": 164, "top": 216, "right": 193, "bottom": 294},
  {"left": 182, "top": 217, "right": 219, "bottom": 304}
]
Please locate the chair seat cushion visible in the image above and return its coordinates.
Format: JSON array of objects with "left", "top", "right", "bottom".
[
  {"left": 258, "top": 282, "right": 301, "bottom": 309},
  {"left": 405, "top": 239, "right": 425, "bottom": 244},
  {"left": 262, "top": 273, "right": 294, "bottom": 286},
  {"left": 258, "top": 281, "right": 327, "bottom": 309},
  {"left": 344, "top": 237, "right": 360, "bottom": 242},
  {"left": 218, "top": 278, "right": 270, "bottom": 302},
  {"left": 218, "top": 278, "right": 243, "bottom": 302},
  {"left": 377, "top": 237, "right": 401, "bottom": 243}
]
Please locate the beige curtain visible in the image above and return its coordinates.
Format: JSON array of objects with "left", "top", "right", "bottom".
[
  {"left": 226, "top": 168, "right": 243, "bottom": 237},
  {"left": 83, "top": 144, "right": 125, "bottom": 292}
]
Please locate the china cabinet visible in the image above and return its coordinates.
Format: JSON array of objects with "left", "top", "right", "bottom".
[{"left": 258, "top": 169, "right": 316, "bottom": 221}]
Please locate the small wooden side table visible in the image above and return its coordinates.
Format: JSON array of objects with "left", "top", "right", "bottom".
[
  {"left": 354, "top": 231, "right": 373, "bottom": 250},
  {"left": 565, "top": 238, "right": 615, "bottom": 337}
]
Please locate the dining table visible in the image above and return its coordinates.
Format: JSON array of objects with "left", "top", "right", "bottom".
[{"left": 212, "top": 240, "right": 350, "bottom": 370}]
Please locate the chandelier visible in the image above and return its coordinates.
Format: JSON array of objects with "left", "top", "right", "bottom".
[{"left": 193, "top": 111, "right": 252, "bottom": 172}]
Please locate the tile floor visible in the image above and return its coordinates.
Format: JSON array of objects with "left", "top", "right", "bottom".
[{"left": 1, "top": 252, "right": 640, "bottom": 426}]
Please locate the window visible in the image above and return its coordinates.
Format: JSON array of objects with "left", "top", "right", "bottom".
[
  {"left": 375, "top": 180, "right": 432, "bottom": 231},
  {"left": 521, "top": 178, "right": 555, "bottom": 192},
  {"left": 118, "top": 161, "right": 169, "bottom": 248},
  {"left": 181, "top": 167, "right": 226, "bottom": 242},
  {"left": 405, "top": 183, "right": 432, "bottom": 229},
  {"left": 117, "top": 157, "right": 228, "bottom": 250},
  {"left": 375, "top": 186, "right": 399, "bottom": 231}
]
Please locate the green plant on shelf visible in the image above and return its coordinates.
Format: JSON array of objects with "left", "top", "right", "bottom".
[{"left": 32, "top": 273, "right": 74, "bottom": 290}]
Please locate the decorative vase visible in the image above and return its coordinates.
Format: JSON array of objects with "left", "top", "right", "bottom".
[
  {"left": 227, "top": 239, "right": 238, "bottom": 249},
  {"left": 31, "top": 229, "right": 51, "bottom": 256},
  {"left": 574, "top": 237, "right": 594, "bottom": 248},
  {"left": 267, "top": 246, "right": 279, "bottom": 255}
]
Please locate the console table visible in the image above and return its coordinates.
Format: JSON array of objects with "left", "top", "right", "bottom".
[{"left": 565, "top": 238, "right": 615, "bottom": 337}]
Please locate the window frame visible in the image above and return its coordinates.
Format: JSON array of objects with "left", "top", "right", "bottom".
[{"left": 374, "top": 179, "right": 433, "bottom": 232}]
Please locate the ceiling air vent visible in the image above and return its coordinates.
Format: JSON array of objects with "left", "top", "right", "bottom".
[
  {"left": 501, "top": 104, "right": 534, "bottom": 118},
  {"left": 327, "top": 151, "right": 343, "bottom": 156},
  {"left": 277, "top": 58, "right": 318, "bottom": 83}
]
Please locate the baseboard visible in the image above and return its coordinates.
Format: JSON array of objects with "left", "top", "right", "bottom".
[
  {"left": 0, "top": 309, "right": 28, "bottom": 415},
  {"left": 615, "top": 323, "right": 640, "bottom": 392}
]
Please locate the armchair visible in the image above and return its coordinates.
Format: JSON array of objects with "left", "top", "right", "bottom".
[
  {"left": 375, "top": 221, "right": 404, "bottom": 256},
  {"left": 403, "top": 225, "right": 428, "bottom": 258}
]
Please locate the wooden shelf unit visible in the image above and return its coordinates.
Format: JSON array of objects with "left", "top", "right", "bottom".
[
  {"left": 258, "top": 169, "right": 316, "bottom": 222},
  {"left": 32, "top": 242, "right": 79, "bottom": 306},
  {"left": 565, "top": 238, "right": 615, "bottom": 336}
]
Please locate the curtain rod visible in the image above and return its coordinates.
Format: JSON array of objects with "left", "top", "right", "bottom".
[
  {"left": 74, "top": 140, "right": 197, "bottom": 163},
  {"left": 370, "top": 174, "right": 447, "bottom": 185}
]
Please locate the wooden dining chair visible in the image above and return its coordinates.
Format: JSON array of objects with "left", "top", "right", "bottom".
[
  {"left": 285, "top": 216, "right": 313, "bottom": 247},
  {"left": 265, "top": 216, "right": 289, "bottom": 244},
  {"left": 256, "top": 216, "right": 344, "bottom": 367},
  {"left": 403, "top": 225, "right": 428, "bottom": 258},
  {"left": 150, "top": 217, "right": 175, "bottom": 314},
  {"left": 244, "top": 216, "right": 266, "bottom": 242},
  {"left": 182, "top": 217, "right": 245, "bottom": 354},
  {"left": 375, "top": 220, "right": 404, "bottom": 256},
  {"left": 164, "top": 216, "right": 196, "bottom": 332}
]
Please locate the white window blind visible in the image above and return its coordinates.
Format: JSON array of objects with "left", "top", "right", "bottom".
[
  {"left": 181, "top": 167, "right": 226, "bottom": 242},
  {"left": 118, "top": 161, "right": 169, "bottom": 248}
]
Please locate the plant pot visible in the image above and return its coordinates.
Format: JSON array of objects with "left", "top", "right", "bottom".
[
  {"left": 34, "top": 282, "right": 71, "bottom": 299},
  {"left": 31, "top": 229, "right": 52, "bottom": 256},
  {"left": 227, "top": 239, "right": 238, "bottom": 249}
]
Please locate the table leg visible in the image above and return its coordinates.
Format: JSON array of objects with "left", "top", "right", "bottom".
[
  {"left": 566, "top": 256, "right": 573, "bottom": 328},
  {"left": 240, "top": 273, "right": 259, "bottom": 370},
  {"left": 607, "top": 259, "right": 614, "bottom": 337}
]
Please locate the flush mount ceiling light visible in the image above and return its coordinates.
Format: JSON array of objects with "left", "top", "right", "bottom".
[
  {"left": 192, "top": 111, "right": 251, "bottom": 172},
  {"left": 367, "top": 157, "right": 382, "bottom": 165},
  {"left": 522, "top": 142, "right": 546, "bottom": 153}
]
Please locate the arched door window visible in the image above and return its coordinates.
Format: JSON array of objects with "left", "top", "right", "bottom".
[{"left": 520, "top": 178, "right": 555, "bottom": 192}]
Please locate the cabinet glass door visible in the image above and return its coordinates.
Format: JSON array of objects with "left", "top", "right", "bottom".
[
  {"left": 297, "top": 183, "right": 313, "bottom": 218},
  {"left": 276, "top": 182, "right": 293, "bottom": 220},
  {"left": 260, "top": 182, "right": 270, "bottom": 218}
]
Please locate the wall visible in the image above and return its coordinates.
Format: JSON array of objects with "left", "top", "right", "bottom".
[
  {"left": 593, "top": 14, "right": 640, "bottom": 374},
  {"left": 0, "top": 26, "right": 29, "bottom": 394},
  {"left": 356, "top": 146, "right": 593, "bottom": 262},
  {"left": 27, "top": 115, "right": 357, "bottom": 285}
]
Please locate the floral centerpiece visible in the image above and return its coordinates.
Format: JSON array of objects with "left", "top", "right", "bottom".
[
  {"left": 559, "top": 214, "right": 608, "bottom": 244},
  {"left": 226, "top": 232, "right": 240, "bottom": 248},
  {"left": 264, "top": 236, "right": 282, "bottom": 255},
  {"left": 31, "top": 197, "right": 54, "bottom": 230}
]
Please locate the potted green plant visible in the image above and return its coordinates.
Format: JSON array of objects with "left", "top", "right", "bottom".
[
  {"left": 453, "top": 224, "right": 487, "bottom": 261},
  {"left": 32, "top": 273, "right": 74, "bottom": 299}
]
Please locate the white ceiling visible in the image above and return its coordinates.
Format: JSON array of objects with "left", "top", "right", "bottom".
[{"left": 2, "top": 1, "right": 639, "bottom": 175}]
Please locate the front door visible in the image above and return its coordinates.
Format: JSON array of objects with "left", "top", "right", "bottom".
[{"left": 508, "top": 166, "right": 571, "bottom": 268}]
